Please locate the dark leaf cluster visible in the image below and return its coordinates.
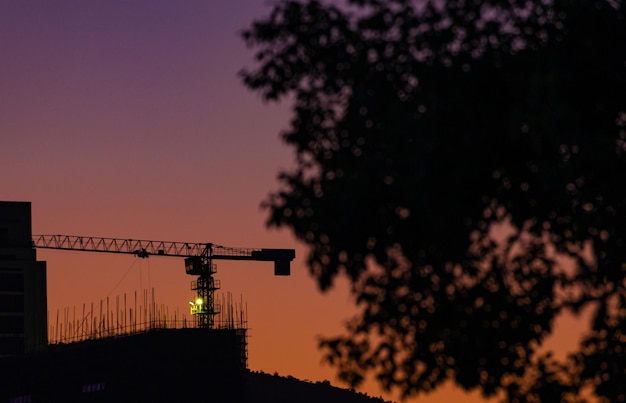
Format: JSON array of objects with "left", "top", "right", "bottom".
[{"left": 241, "top": 0, "right": 626, "bottom": 400}]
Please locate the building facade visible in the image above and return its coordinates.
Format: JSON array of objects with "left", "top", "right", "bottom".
[{"left": 0, "top": 201, "right": 47, "bottom": 356}]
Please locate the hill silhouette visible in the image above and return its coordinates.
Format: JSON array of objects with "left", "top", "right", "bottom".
[{"left": 246, "top": 371, "right": 393, "bottom": 403}]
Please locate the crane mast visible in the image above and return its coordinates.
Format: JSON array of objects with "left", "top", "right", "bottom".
[{"left": 32, "top": 235, "right": 295, "bottom": 329}]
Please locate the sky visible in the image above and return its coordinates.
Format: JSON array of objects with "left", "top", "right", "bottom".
[{"left": 0, "top": 1, "right": 592, "bottom": 401}]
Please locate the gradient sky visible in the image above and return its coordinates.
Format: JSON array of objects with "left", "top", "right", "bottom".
[{"left": 0, "top": 1, "right": 591, "bottom": 401}]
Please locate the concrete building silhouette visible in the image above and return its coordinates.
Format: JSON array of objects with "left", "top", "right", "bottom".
[{"left": 0, "top": 201, "right": 47, "bottom": 356}]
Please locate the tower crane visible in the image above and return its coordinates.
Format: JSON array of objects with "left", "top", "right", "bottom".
[{"left": 32, "top": 235, "right": 295, "bottom": 329}]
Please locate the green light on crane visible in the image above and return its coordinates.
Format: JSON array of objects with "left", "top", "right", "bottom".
[{"left": 189, "top": 297, "right": 205, "bottom": 316}]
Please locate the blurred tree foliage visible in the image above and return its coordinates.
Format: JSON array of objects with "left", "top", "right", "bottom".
[{"left": 241, "top": 0, "right": 626, "bottom": 400}]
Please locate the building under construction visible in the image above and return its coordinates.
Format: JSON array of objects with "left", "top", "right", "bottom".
[
  {"left": 0, "top": 201, "right": 287, "bottom": 402},
  {"left": 1, "top": 327, "right": 248, "bottom": 402}
]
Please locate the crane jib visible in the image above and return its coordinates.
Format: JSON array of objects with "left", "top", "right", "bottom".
[{"left": 31, "top": 235, "right": 295, "bottom": 275}]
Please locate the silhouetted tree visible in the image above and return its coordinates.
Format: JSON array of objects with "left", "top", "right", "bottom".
[{"left": 241, "top": 0, "right": 626, "bottom": 400}]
